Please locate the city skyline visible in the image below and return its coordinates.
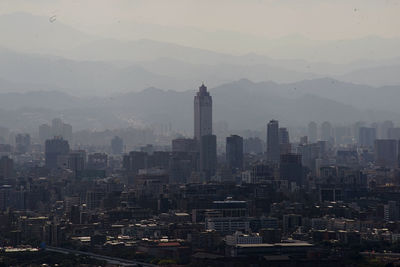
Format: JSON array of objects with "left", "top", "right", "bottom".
[{"left": 0, "top": 1, "right": 399, "bottom": 266}]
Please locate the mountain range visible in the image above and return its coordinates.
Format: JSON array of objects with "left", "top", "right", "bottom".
[
  {"left": 0, "top": 12, "right": 399, "bottom": 133},
  {"left": 0, "top": 79, "right": 398, "bottom": 133},
  {"left": 0, "top": 12, "right": 398, "bottom": 96}
]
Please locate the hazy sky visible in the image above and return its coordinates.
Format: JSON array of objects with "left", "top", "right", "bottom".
[{"left": 1, "top": 0, "right": 399, "bottom": 40}]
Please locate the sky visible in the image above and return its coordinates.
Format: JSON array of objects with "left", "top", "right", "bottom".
[{"left": 0, "top": 0, "right": 399, "bottom": 41}]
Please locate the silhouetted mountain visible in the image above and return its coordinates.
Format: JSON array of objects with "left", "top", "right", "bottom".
[
  {"left": 0, "top": 79, "right": 399, "bottom": 132},
  {"left": 0, "top": 90, "right": 80, "bottom": 110},
  {"left": 108, "top": 79, "right": 400, "bottom": 130},
  {"left": 139, "top": 57, "right": 320, "bottom": 85},
  {"left": 0, "top": 47, "right": 182, "bottom": 95}
]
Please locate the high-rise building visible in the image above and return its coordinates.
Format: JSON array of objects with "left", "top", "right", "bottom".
[
  {"left": 279, "top": 127, "right": 291, "bottom": 155},
  {"left": 51, "top": 118, "right": 73, "bottom": 142},
  {"left": 169, "top": 151, "right": 198, "bottom": 184},
  {"left": 388, "top": 128, "right": 400, "bottom": 140},
  {"left": 45, "top": 137, "right": 70, "bottom": 169},
  {"left": 334, "top": 126, "right": 350, "bottom": 145},
  {"left": 170, "top": 138, "right": 199, "bottom": 184},
  {"left": 380, "top": 120, "right": 394, "bottom": 139},
  {"left": 308, "top": 122, "right": 317, "bottom": 143},
  {"left": 267, "top": 120, "right": 280, "bottom": 163},
  {"left": 297, "top": 143, "right": 320, "bottom": 174},
  {"left": 374, "top": 139, "right": 398, "bottom": 167},
  {"left": 200, "top": 134, "right": 217, "bottom": 180},
  {"left": 0, "top": 156, "right": 13, "bottom": 179},
  {"left": 279, "top": 128, "right": 289, "bottom": 144},
  {"left": 68, "top": 150, "right": 86, "bottom": 174},
  {"left": 194, "top": 83, "right": 212, "bottom": 142},
  {"left": 226, "top": 135, "right": 243, "bottom": 172},
  {"left": 280, "top": 153, "right": 303, "bottom": 187},
  {"left": 384, "top": 201, "right": 399, "bottom": 221},
  {"left": 40, "top": 118, "right": 73, "bottom": 143},
  {"left": 359, "top": 127, "right": 376, "bottom": 148},
  {"left": 123, "top": 151, "right": 147, "bottom": 174},
  {"left": 194, "top": 83, "right": 216, "bottom": 181},
  {"left": 39, "top": 124, "right": 52, "bottom": 144},
  {"left": 320, "top": 121, "right": 333, "bottom": 143},
  {"left": 111, "top": 136, "right": 123, "bottom": 154},
  {"left": 15, "top": 134, "right": 31, "bottom": 154}
]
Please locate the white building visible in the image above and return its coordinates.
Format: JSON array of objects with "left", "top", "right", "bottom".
[{"left": 226, "top": 231, "right": 262, "bottom": 246}]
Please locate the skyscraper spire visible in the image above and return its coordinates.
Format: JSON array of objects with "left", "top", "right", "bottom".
[{"left": 194, "top": 83, "right": 212, "bottom": 141}]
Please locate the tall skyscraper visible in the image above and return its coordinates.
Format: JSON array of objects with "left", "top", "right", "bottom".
[
  {"left": 226, "top": 135, "right": 243, "bottom": 172},
  {"left": 194, "top": 83, "right": 212, "bottom": 142},
  {"left": 267, "top": 120, "right": 280, "bottom": 163},
  {"left": 194, "top": 83, "right": 216, "bottom": 180}
]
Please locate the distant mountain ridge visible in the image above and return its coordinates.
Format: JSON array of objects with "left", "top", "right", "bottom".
[
  {"left": 0, "top": 12, "right": 398, "bottom": 93},
  {"left": 0, "top": 79, "right": 399, "bottom": 132}
]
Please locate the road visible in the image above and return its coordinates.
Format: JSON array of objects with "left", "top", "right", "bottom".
[{"left": 45, "top": 246, "right": 157, "bottom": 267}]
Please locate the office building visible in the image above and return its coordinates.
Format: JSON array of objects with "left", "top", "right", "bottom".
[
  {"left": 279, "top": 127, "right": 291, "bottom": 155},
  {"left": 359, "top": 127, "right": 376, "bottom": 148},
  {"left": 200, "top": 134, "right": 217, "bottom": 180},
  {"left": 226, "top": 135, "right": 243, "bottom": 172},
  {"left": 267, "top": 120, "right": 280, "bottom": 163},
  {"left": 194, "top": 83, "right": 212, "bottom": 142},
  {"left": 0, "top": 156, "right": 13, "bottom": 179},
  {"left": 374, "top": 139, "right": 398, "bottom": 167},
  {"left": 45, "top": 137, "right": 70, "bottom": 169},
  {"left": 15, "top": 134, "right": 30, "bottom": 154},
  {"left": 123, "top": 151, "right": 147, "bottom": 174},
  {"left": 68, "top": 150, "right": 86, "bottom": 174},
  {"left": 280, "top": 153, "right": 303, "bottom": 187},
  {"left": 205, "top": 200, "right": 250, "bottom": 234}
]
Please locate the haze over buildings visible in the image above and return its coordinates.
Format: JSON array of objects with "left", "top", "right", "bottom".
[{"left": 0, "top": 1, "right": 400, "bottom": 266}]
